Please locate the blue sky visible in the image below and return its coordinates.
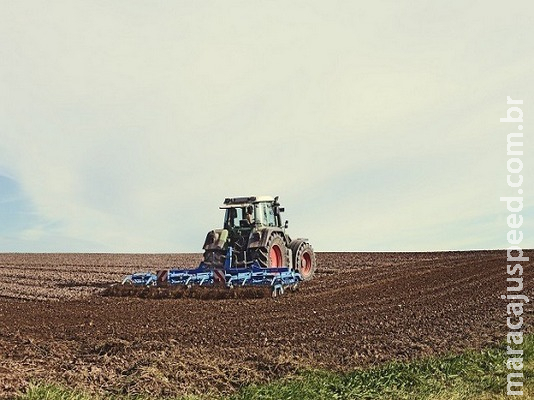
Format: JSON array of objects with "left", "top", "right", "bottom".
[
  {"left": 0, "top": 1, "right": 532, "bottom": 252},
  {"left": 0, "top": 175, "right": 34, "bottom": 237}
]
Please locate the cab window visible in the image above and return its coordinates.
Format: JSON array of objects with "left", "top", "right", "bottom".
[
  {"left": 263, "top": 204, "right": 276, "bottom": 227},
  {"left": 224, "top": 208, "right": 244, "bottom": 228}
]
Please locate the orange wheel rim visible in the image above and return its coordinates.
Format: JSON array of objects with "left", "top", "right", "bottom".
[
  {"left": 269, "top": 245, "right": 283, "bottom": 267},
  {"left": 301, "top": 252, "right": 312, "bottom": 275}
]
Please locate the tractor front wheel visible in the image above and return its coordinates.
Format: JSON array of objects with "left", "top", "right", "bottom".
[{"left": 203, "top": 249, "right": 225, "bottom": 268}]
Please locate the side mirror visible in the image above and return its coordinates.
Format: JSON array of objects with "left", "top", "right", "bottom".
[{"left": 284, "top": 220, "right": 289, "bottom": 229}]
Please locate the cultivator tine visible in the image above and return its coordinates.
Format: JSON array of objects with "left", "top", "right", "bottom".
[{"left": 271, "top": 284, "right": 284, "bottom": 298}]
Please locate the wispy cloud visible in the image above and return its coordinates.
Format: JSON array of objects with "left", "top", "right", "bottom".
[{"left": 0, "top": 1, "right": 532, "bottom": 251}]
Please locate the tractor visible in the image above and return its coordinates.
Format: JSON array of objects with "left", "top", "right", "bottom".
[
  {"left": 202, "top": 196, "right": 316, "bottom": 280},
  {"left": 112, "top": 195, "right": 316, "bottom": 298}
]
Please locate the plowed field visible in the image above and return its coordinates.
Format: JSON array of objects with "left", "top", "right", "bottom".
[{"left": 0, "top": 251, "right": 532, "bottom": 398}]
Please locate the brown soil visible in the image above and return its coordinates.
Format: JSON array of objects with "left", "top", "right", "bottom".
[{"left": 0, "top": 250, "right": 531, "bottom": 398}]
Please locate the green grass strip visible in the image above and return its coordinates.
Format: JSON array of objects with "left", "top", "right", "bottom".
[{"left": 17, "top": 334, "right": 533, "bottom": 400}]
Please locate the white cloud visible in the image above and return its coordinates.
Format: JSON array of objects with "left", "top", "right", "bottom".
[{"left": 0, "top": 1, "right": 533, "bottom": 251}]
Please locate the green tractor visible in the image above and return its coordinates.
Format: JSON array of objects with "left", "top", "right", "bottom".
[{"left": 202, "top": 196, "right": 316, "bottom": 280}]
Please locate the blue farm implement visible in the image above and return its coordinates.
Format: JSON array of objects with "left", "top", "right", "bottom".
[{"left": 120, "top": 247, "right": 302, "bottom": 297}]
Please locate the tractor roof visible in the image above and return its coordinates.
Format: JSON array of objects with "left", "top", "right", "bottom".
[{"left": 221, "top": 196, "right": 275, "bottom": 208}]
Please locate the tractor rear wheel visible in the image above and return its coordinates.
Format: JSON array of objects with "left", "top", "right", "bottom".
[
  {"left": 253, "top": 234, "right": 289, "bottom": 268},
  {"left": 292, "top": 242, "right": 316, "bottom": 280}
]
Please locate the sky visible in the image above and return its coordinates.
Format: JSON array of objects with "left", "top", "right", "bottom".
[{"left": 0, "top": 1, "right": 532, "bottom": 252}]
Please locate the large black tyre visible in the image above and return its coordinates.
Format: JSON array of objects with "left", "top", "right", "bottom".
[
  {"left": 251, "top": 234, "right": 289, "bottom": 268},
  {"left": 203, "top": 249, "right": 225, "bottom": 268},
  {"left": 290, "top": 241, "right": 316, "bottom": 280}
]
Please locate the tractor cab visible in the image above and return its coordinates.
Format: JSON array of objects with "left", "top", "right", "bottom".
[
  {"left": 218, "top": 196, "right": 283, "bottom": 260},
  {"left": 221, "top": 196, "right": 282, "bottom": 230}
]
